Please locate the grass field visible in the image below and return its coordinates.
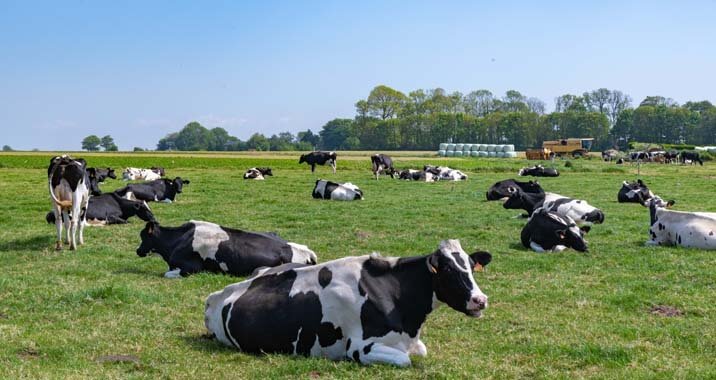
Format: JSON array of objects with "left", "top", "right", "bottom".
[{"left": 1, "top": 152, "right": 715, "bottom": 379}]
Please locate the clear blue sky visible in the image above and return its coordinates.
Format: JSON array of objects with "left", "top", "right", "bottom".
[{"left": 1, "top": 1, "right": 714, "bottom": 150}]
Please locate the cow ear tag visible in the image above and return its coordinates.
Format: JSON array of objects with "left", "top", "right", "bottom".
[
  {"left": 473, "top": 263, "right": 484, "bottom": 272},
  {"left": 429, "top": 264, "right": 438, "bottom": 274}
]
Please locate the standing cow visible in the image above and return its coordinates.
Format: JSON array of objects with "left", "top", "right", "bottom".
[
  {"left": 299, "top": 151, "right": 337, "bottom": 173},
  {"left": 204, "top": 239, "right": 492, "bottom": 366},
  {"left": 48, "top": 155, "right": 90, "bottom": 250},
  {"left": 370, "top": 154, "right": 395, "bottom": 179}
]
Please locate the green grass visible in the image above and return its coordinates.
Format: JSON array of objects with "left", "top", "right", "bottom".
[{"left": 1, "top": 152, "right": 715, "bottom": 379}]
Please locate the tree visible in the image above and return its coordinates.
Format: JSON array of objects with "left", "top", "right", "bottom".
[
  {"left": 246, "top": 133, "right": 269, "bottom": 151},
  {"left": 2, "top": 145, "right": 12, "bottom": 151},
  {"left": 157, "top": 133, "right": 178, "bottom": 151},
  {"left": 100, "top": 135, "right": 117, "bottom": 151},
  {"left": 366, "top": 85, "right": 407, "bottom": 119},
  {"left": 175, "top": 122, "right": 211, "bottom": 151},
  {"left": 297, "top": 129, "right": 320, "bottom": 147},
  {"left": 81, "top": 135, "right": 101, "bottom": 151},
  {"left": 606, "top": 90, "right": 632, "bottom": 127},
  {"left": 583, "top": 88, "right": 611, "bottom": 114},
  {"left": 639, "top": 96, "right": 677, "bottom": 107},
  {"left": 526, "top": 97, "right": 546, "bottom": 115},
  {"left": 464, "top": 90, "right": 496, "bottom": 116},
  {"left": 500, "top": 90, "right": 529, "bottom": 112},
  {"left": 133, "top": 147, "right": 145, "bottom": 152},
  {"left": 319, "top": 119, "right": 354, "bottom": 149},
  {"left": 555, "top": 94, "right": 586, "bottom": 112}
]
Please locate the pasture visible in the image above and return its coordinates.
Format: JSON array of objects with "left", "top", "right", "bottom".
[{"left": 1, "top": 152, "right": 715, "bottom": 379}]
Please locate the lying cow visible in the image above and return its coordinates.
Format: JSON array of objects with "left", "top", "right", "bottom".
[
  {"left": 45, "top": 192, "right": 155, "bottom": 226},
  {"left": 204, "top": 239, "right": 491, "bottom": 366},
  {"left": 486, "top": 179, "right": 543, "bottom": 201},
  {"left": 504, "top": 191, "right": 604, "bottom": 224},
  {"left": 617, "top": 179, "right": 673, "bottom": 208},
  {"left": 88, "top": 167, "right": 116, "bottom": 182},
  {"left": 521, "top": 209, "right": 589, "bottom": 252},
  {"left": 122, "top": 167, "right": 162, "bottom": 181},
  {"left": 645, "top": 198, "right": 716, "bottom": 249},
  {"left": 48, "top": 155, "right": 90, "bottom": 250},
  {"left": 602, "top": 149, "right": 619, "bottom": 162},
  {"left": 299, "top": 151, "right": 337, "bottom": 173},
  {"left": 136, "top": 220, "right": 318, "bottom": 277},
  {"left": 424, "top": 165, "right": 468, "bottom": 181},
  {"left": 502, "top": 191, "right": 565, "bottom": 217},
  {"left": 680, "top": 151, "right": 704, "bottom": 166},
  {"left": 518, "top": 165, "right": 559, "bottom": 177},
  {"left": 85, "top": 168, "right": 102, "bottom": 196},
  {"left": 150, "top": 166, "right": 166, "bottom": 176},
  {"left": 371, "top": 154, "right": 396, "bottom": 179},
  {"left": 398, "top": 169, "right": 437, "bottom": 182},
  {"left": 243, "top": 167, "right": 273, "bottom": 180},
  {"left": 114, "top": 177, "right": 190, "bottom": 203},
  {"left": 312, "top": 180, "right": 363, "bottom": 200}
]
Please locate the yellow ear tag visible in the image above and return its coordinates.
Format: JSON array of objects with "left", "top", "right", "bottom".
[
  {"left": 473, "top": 263, "right": 484, "bottom": 272},
  {"left": 429, "top": 265, "right": 437, "bottom": 274}
]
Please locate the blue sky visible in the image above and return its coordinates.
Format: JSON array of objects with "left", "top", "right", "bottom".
[{"left": 1, "top": 1, "right": 714, "bottom": 150}]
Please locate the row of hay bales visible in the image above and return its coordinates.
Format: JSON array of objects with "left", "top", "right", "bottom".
[{"left": 437, "top": 143, "right": 517, "bottom": 158}]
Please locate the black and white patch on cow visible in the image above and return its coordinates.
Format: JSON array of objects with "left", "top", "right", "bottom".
[
  {"left": 518, "top": 165, "right": 559, "bottom": 177},
  {"left": 299, "top": 151, "right": 337, "bottom": 173},
  {"left": 424, "top": 165, "right": 467, "bottom": 181},
  {"left": 539, "top": 197, "right": 605, "bottom": 225},
  {"left": 204, "top": 239, "right": 491, "bottom": 366},
  {"left": 645, "top": 199, "right": 716, "bottom": 249},
  {"left": 398, "top": 169, "right": 437, "bottom": 182},
  {"left": 136, "top": 220, "right": 317, "bottom": 278},
  {"left": 89, "top": 167, "right": 116, "bottom": 182},
  {"left": 680, "top": 151, "right": 704, "bottom": 166},
  {"left": 371, "top": 154, "right": 395, "bottom": 180},
  {"left": 243, "top": 167, "right": 273, "bottom": 180},
  {"left": 48, "top": 155, "right": 90, "bottom": 250},
  {"left": 46, "top": 192, "right": 155, "bottom": 226},
  {"left": 616, "top": 179, "right": 673, "bottom": 208},
  {"left": 486, "top": 179, "right": 543, "bottom": 201},
  {"left": 115, "top": 177, "right": 190, "bottom": 203},
  {"left": 521, "top": 209, "right": 589, "bottom": 252},
  {"left": 312, "top": 180, "right": 363, "bottom": 200}
]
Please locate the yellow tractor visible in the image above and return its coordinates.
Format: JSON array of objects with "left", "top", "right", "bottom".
[{"left": 543, "top": 138, "right": 594, "bottom": 158}]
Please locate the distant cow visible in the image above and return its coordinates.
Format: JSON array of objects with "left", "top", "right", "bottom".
[
  {"left": 398, "top": 169, "right": 438, "bottom": 182},
  {"left": 123, "top": 167, "right": 162, "bottom": 181},
  {"left": 312, "top": 180, "right": 363, "bottom": 200},
  {"left": 521, "top": 209, "right": 589, "bottom": 252},
  {"left": 48, "top": 155, "right": 90, "bottom": 250},
  {"left": 243, "top": 167, "right": 273, "bottom": 180},
  {"left": 680, "top": 151, "right": 703, "bottom": 166},
  {"left": 371, "top": 154, "right": 395, "bottom": 179},
  {"left": 424, "top": 165, "right": 467, "bottom": 181},
  {"left": 486, "top": 179, "right": 543, "bottom": 201},
  {"left": 664, "top": 151, "right": 679, "bottom": 164},
  {"left": 299, "top": 151, "right": 337, "bottom": 173},
  {"left": 204, "top": 239, "right": 492, "bottom": 366},
  {"left": 630, "top": 152, "right": 649, "bottom": 161},
  {"left": 88, "top": 167, "right": 116, "bottom": 182},
  {"left": 645, "top": 199, "right": 716, "bottom": 249},
  {"left": 602, "top": 149, "right": 619, "bottom": 162},
  {"left": 115, "top": 177, "right": 190, "bottom": 203},
  {"left": 617, "top": 179, "right": 673, "bottom": 207},
  {"left": 46, "top": 192, "right": 155, "bottom": 226},
  {"left": 136, "top": 220, "right": 318, "bottom": 277},
  {"left": 518, "top": 165, "right": 559, "bottom": 177}
]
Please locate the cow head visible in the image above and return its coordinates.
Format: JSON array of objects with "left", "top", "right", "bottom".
[
  {"left": 122, "top": 168, "right": 136, "bottom": 181},
  {"left": 136, "top": 221, "right": 161, "bottom": 257},
  {"left": 86, "top": 168, "right": 102, "bottom": 196},
  {"left": 427, "top": 239, "right": 492, "bottom": 317},
  {"left": 646, "top": 196, "right": 676, "bottom": 226},
  {"left": 107, "top": 168, "right": 116, "bottom": 179},
  {"left": 539, "top": 211, "right": 589, "bottom": 252},
  {"left": 503, "top": 190, "right": 543, "bottom": 215},
  {"left": 298, "top": 154, "right": 306, "bottom": 164},
  {"left": 172, "top": 177, "right": 190, "bottom": 193},
  {"left": 259, "top": 167, "right": 273, "bottom": 176},
  {"left": 486, "top": 179, "right": 542, "bottom": 201},
  {"left": 120, "top": 197, "right": 156, "bottom": 223}
]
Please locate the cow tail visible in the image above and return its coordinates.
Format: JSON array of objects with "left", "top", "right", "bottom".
[{"left": 48, "top": 165, "right": 73, "bottom": 208}]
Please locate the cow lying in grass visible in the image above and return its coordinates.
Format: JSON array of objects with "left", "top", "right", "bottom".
[
  {"left": 485, "top": 179, "right": 543, "bottom": 201},
  {"left": 204, "top": 239, "right": 491, "bottom": 366},
  {"left": 136, "top": 220, "right": 318, "bottom": 278},
  {"left": 521, "top": 209, "right": 589, "bottom": 252},
  {"left": 312, "top": 180, "right": 363, "bottom": 200},
  {"left": 45, "top": 193, "right": 155, "bottom": 226},
  {"left": 123, "top": 167, "right": 162, "bottom": 181},
  {"left": 503, "top": 190, "right": 604, "bottom": 225},
  {"left": 518, "top": 165, "right": 559, "bottom": 177},
  {"left": 243, "top": 167, "right": 273, "bottom": 180},
  {"left": 398, "top": 169, "right": 438, "bottom": 182},
  {"left": 114, "top": 177, "right": 190, "bottom": 203},
  {"left": 424, "top": 165, "right": 468, "bottom": 181},
  {"left": 645, "top": 198, "right": 716, "bottom": 249}
]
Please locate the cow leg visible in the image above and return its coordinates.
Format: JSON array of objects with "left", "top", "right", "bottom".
[
  {"left": 164, "top": 268, "right": 182, "bottom": 278},
  {"left": 552, "top": 245, "right": 567, "bottom": 252},
  {"left": 331, "top": 161, "right": 336, "bottom": 174},
  {"left": 408, "top": 339, "right": 427, "bottom": 357},
  {"left": 105, "top": 216, "right": 128, "bottom": 225},
  {"left": 529, "top": 241, "right": 547, "bottom": 253},
  {"left": 54, "top": 208, "right": 63, "bottom": 250},
  {"left": 359, "top": 343, "right": 411, "bottom": 367},
  {"left": 63, "top": 211, "right": 71, "bottom": 245},
  {"left": 78, "top": 196, "right": 88, "bottom": 245},
  {"left": 645, "top": 239, "right": 660, "bottom": 246},
  {"left": 311, "top": 163, "right": 316, "bottom": 172}
]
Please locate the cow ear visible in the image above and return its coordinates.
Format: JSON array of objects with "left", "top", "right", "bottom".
[
  {"left": 146, "top": 222, "right": 154, "bottom": 234},
  {"left": 426, "top": 254, "right": 439, "bottom": 274},
  {"left": 666, "top": 200, "right": 675, "bottom": 208},
  {"left": 555, "top": 229, "right": 567, "bottom": 240},
  {"left": 580, "top": 226, "right": 591, "bottom": 234},
  {"left": 470, "top": 251, "right": 492, "bottom": 272},
  {"left": 183, "top": 179, "right": 190, "bottom": 184}
]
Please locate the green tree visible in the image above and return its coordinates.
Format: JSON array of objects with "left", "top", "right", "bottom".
[
  {"left": 2, "top": 145, "right": 12, "bottom": 151},
  {"left": 133, "top": 147, "right": 145, "bottom": 152},
  {"left": 366, "top": 85, "right": 407, "bottom": 119},
  {"left": 157, "top": 133, "right": 178, "bottom": 151},
  {"left": 81, "top": 135, "right": 101, "bottom": 151},
  {"left": 319, "top": 119, "right": 354, "bottom": 149},
  {"left": 100, "top": 135, "right": 117, "bottom": 151},
  {"left": 246, "top": 133, "right": 269, "bottom": 151},
  {"left": 297, "top": 129, "right": 320, "bottom": 147},
  {"left": 175, "top": 122, "right": 211, "bottom": 151}
]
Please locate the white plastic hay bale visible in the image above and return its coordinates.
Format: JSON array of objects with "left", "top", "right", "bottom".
[
  {"left": 486, "top": 144, "right": 496, "bottom": 152},
  {"left": 462, "top": 144, "right": 473, "bottom": 152},
  {"left": 454, "top": 151, "right": 463, "bottom": 157},
  {"left": 495, "top": 144, "right": 505, "bottom": 152},
  {"left": 439, "top": 143, "right": 448, "bottom": 150},
  {"left": 488, "top": 151, "right": 497, "bottom": 157},
  {"left": 478, "top": 151, "right": 489, "bottom": 157},
  {"left": 446, "top": 150, "right": 454, "bottom": 157},
  {"left": 502, "top": 144, "right": 515, "bottom": 152},
  {"left": 504, "top": 151, "right": 518, "bottom": 158},
  {"left": 438, "top": 150, "right": 446, "bottom": 157},
  {"left": 447, "top": 144, "right": 456, "bottom": 151},
  {"left": 455, "top": 144, "right": 464, "bottom": 151},
  {"left": 470, "top": 151, "right": 479, "bottom": 157},
  {"left": 708, "top": 148, "right": 716, "bottom": 154},
  {"left": 478, "top": 144, "right": 487, "bottom": 151},
  {"left": 496, "top": 151, "right": 506, "bottom": 158},
  {"left": 471, "top": 144, "right": 481, "bottom": 151}
]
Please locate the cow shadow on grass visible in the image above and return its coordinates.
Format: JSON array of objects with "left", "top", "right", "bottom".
[
  {"left": 112, "top": 267, "right": 159, "bottom": 276},
  {"left": 181, "top": 334, "right": 237, "bottom": 354},
  {"left": 0, "top": 235, "right": 54, "bottom": 251}
]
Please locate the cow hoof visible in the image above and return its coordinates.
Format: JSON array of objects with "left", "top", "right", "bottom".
[
  {"left": 70, "top": 245, "right": 76, "bottom": 251},
  {"left": 55, "top": 242, "right": 62, "bottom": 250}
]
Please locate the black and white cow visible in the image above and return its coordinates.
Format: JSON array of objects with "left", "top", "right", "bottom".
[
  {"left": 518, "top": 165, "right": 559, "bottom": 177},
  {"left": 398, "top": 169, "right": 437, "bottom": 182},
  {"left": 646, "top": 198, "right": 716, "bottom": 249},
  {"left": 502, "top": 191, "right": 564, "bottom": 217},
  {"left": 371, "top": 154, "right": 396, "bottom": 179},
  {"left": 123, "top": 167, "right": 162, "bottom": 181},
  {"left": 521, "top": 209, "right": 589, "bottom": 252},
  {"left": 114, "top": 177, "right": 190, "bottom": 203},
  {"left": 312, "top": 180, "right": 363, "bottom": 200},
  {"left": 601, "top": 149, "right": 619, "bottom": 162},
  {"left": 46, "top": 192, "right": 155, "bottom": 226},
  {"left": 88, "top": 167, "right": 116, "bottom": 182},
  {"left": 617, "top": 179, "right": 673, "bottom": 207},
  {"left": 204, "top": 239, "right": 492, "bottom": 366},
  {"left": 85, "top": 168, "right": 102, "bottom": 196},
  {"left": 424, "top": 165, "right": 468, "bottom": 181},
  {"left": 299, "top": 151, "right": 337, "bottom": 173},
  {"left": 680, "top": 151, "right": 703, "bottom": 166},
  {"left": 504, "top": 191, "right": 604, "bottom": 225},
  {"left": 136, "top": 220, "right": 318, "bottom": 277},
  {"left": 486, "top": 179, "right": 543, "bottom": 201},
  {"left": 630, "top": 152, "right": 649, "bottom": 161},
  {"left": 48, "top": 155, "right": 90, "bottom": 250},
  {"left": 664, "top": 150, "right": 679, "bottom": 164},
  {"left": 243, "top": 167, "right": 273, "bottom": 180}
]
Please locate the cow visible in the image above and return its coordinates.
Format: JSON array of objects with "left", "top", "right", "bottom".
[
  {"left": 114, "top": 177, "right": 190, "bottom": 203},
  {"left": 502, "top": 191, "right": 565, "bottom": 217},
  {"left": 136, "top": 220, "right": 318, "bottom": 278},
  {"left": 521, "top": 209, "right": 589, "bottom": 252},
  {"left": 504, "top": 191, "right": 604, "bottom": 225},
  {"left": 122, "top": 167, "right": 162, "bottom": 181},
  {"left": 398, "top": 169, "right": 437, "bottom": 182},
  {"left": 630, "top": 152, "right": 649, "bottom": 162},
  {"left": 312, "top": 180, "right": 363, "bottom": 200},
  {"left": 664, "top": 150, "right": 679, "bottom": 164},
  {"left": 150, "top": 166, "right": 166, "bottom": 176},
  {"left": 88, "top": 167, "right": 116, "bottom": 182},
  {"left": 243, "top": 167, "right": 273, "bottom": 180},
  {"left": 299, "top": 151, "right": 337, "bottom": 173},
  {"left": 518, "top": 165, "right": 559, "bottom": 177},
  {"left": 46, "top": 192, "right": 155, "bottom": 226},
  {"left": 602, "top": 149, "right": 619, "bottom": 162},
  {"left": 486, "top": 179, "right": 543, "bottom": 201},
  {"left": 645, "top": 199, "right": 716, "bottom": 249},
  {"left": 204, "top": 239, "right": 492, "bottom": 367},
  {"left": 617, "top": 179, "right": 673, "bottom": 207},
  {"left": 48, "top": 155, "right": 90, "bottom": 250},
  {"left": 370, "top": 154, "right": 396, "bottom": 179},
  {"left": 85, "top": 168, "right": 102, "bottom": 196},
  {"left": 680, "top": 151, "right": 703, "bottom": 166}
]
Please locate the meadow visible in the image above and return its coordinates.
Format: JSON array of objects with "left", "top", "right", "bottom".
[{"left": 1, "top": 152, "right": 715, "bottom": 379}]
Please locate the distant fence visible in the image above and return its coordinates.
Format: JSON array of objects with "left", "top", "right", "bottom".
[{"left": 438, "top": 143, "right": 517, "bottom": 158}]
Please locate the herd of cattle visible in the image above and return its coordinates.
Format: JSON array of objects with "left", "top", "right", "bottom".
[
  {"left": 44, "top": 151, "right": 715, "bottom": 366},
  {"left": 602, "top": 149, "right": 705, "bottom": 165}
]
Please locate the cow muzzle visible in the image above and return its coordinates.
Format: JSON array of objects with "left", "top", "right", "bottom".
[{"left": 466, "top": 295, "right": 488, "bottom": 317}]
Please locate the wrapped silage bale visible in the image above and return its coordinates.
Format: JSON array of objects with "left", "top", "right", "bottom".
[
  {"left": 439, "top": 143, "right": 448, "bottom": 150},
  {"left": 488, "top": 151, "right": 497, "bottom": 157},
  {"left": 471, "top": 144, "right": 481, "bottom": 151},
  {"left": 455, "top": 144, "right": 464, "bottom": 151},
  {"left": 446, "top": 150, "right": 454, "bottom": 157},
  {"left": 502, "top": 144, "right": 515, "bottom": 152},
  {"left": 447, "top": 144, "right": 456, "bottom": 152},
  {"left": 463, "top": 144, "right": 473, "bottom": 152},
  {"left": 438, "top": 150, "right": 446, "bottom": 157},
  {"left": 470, "top": 151, "right": 479, "bottom": 157},
  {"left": 495, "top": 144, "right": 504, "bottom": 153},
  {"left": 454, "top": 151, "right": 463, "bottom": 157},
  {"left": 708, "top": 147, "right": 716, "bottom": 154},
  {"left": 478, "top": 151, "right": 489, "bottom": 157},
  {"left": 496, "top": 151, "right": 506, "bottom": 158},
  {"left": 486, "top": 144, "right": 496, "bottom": 152},
  {"left": 504, "top": 151, "right": 518, "bottom": 158}
]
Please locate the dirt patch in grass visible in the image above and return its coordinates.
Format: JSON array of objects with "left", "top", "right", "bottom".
[
  {"left": 309, "top": 371, "right": 322, "bottom": 379},
  {"left": 18, "top": 347, "right": 41, "bottom": 360},
  {"left": 650, "top": 305, "right": 683, "bottom": 317},
  {"left": 355, "top": 230, "right": 372, "bottom": 240},
  {"left": 96, "top": 354, "right": 141, "bottom": 364}
]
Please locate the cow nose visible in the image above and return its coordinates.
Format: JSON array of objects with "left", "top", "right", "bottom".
[{"left": 471, "top": 295, "right": 488, "bottom": 310}]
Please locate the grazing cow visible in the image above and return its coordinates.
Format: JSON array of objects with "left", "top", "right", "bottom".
[
  {"left": 680, "top": 151, "right": 703, "bottom": 166},
  {"left": 243, "top": 167, "right": 273, "bottom": 180},
  {"left": 398, "top": 169, "right": 437, "bottom": 182},
  {"left": 150, "top": 166, "right": 166, "bottom": 176},
  {"left": 617, "top": 179, "right": 673, "bottom": 208},
  {"left": 312, "top": 180, "right": 363, "bottom": 200},
  {"left": 486, "top": 179, "right": 543, "bottom": 201},
  {"left": 630, "top": 152, "right": 649, "bottom": 161},
  {"left": 88, "top": 167, "right": 116, "bottom": 182},
  {"left": 136, "top": 220, "right": 318, "bottom": 277},
  {"left": 646, "top": 199, "right": 716, "bottom": 249},
  {"left": 48, "top": 155, "right": 90, "bottom": 250},
  {"left": 371, "top": 154, "right": 396, "bottom": 179},
  {"left": 518, "top": 165, "right": 559, "bottom": 177},
  {"left": 521, "top": 209, "right": 589, "bottom": 252},
  {"left": 299, "top": 151, "right": 337, "bottom": 173},
  {"left": 204, "top": 239, "right": 492, "bottom": 366},
  {"left": 46, "top": 192, "right": 155, "bottom": 226},
  {"left": 122, "top": 167, "right": 162, "bottom": 181},
  {"left": 115, "top": 177, "right": 190, "bottom": 203},
  {"left": 602, "top": 149, "right": 619, "bottom": 162}
]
